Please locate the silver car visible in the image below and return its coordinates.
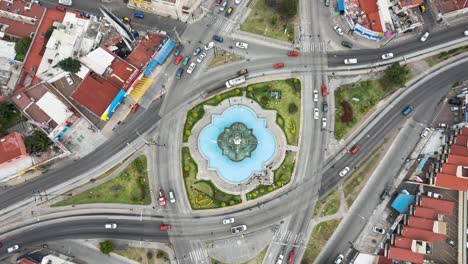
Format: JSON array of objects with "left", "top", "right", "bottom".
[
  {"left": 321, "top": 117, "right": 327, "bottom": 128},
  {"left": 339, "top": 167, "right": 350, "bottom": 177},
  {"left": 231, "top": 224, "right": 247, "bottom": 233},
  {"left": 313, "top": 108, "right": 319, "bottom": 120},
  {"left": 219, "top": 1, "right": 227, "bottom": 11},
  {"left": 381, "top": 53, "right": 394, "bottom": 60},
  {"left": 196, "top": 52, "right": 207, "bottom": 63},
  {"left": 222, "top": 217, "right": 235, "bottom": 224}
]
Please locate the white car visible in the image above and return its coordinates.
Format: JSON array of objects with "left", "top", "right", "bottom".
[
  {"left": 105, "top": 223, "right": 117, "bottom": 229},
  {"left": 372, "top": 226, "right": 385, "bottom": 234},
  {"left": 222, "top": 217, "right": 235, "bottom": 224},
  {"left": 420, "top": 127, "right": 430, "bottom": 138},
  {"left": 381, "top": 53, "right": 394, "bottom": 60},
  {"left": 313, "top": 90, "right": 319, "bottom": 102},
  {"left": 313, "top": 108, "right": 319, "bottom": 120},
  {"left": 235, "top": 42, "right": 248, "bottom": 49},
  {"left": 235, "top": 0, "right": 241, "bottom": 4},
  {"left": 333, "top": 25, "right": 344, "bottom": 36},
  {"left": 204, "top": 41, "right": 215, "bottom": 50},
  {"left": 464, "top": 30, "right": 468, "bottom": 36},
  {"left": 65, "top": 74, "right": 74, "bottom": 85},
  {"left": 339, "top": 166, "right": 350, "bottom": 177},
  {"left": 276, "top": 253, "right": 284, "bottom": 264},
  {"left": 231, "top": 224, "right": 247, "bottom": 233},
  {"left": 334, "top": 254, "right": 344, "bottom": 264},
  {"left": 7, "top": 245, "right": 19, "bottom": 253},
  {"left": 344, "top": 58, "right": 357, "bottom": 64},
  {"left": 196, "top": 52, "right": 207, "bottom": 63},
  {"left": 321, "top": 117, "right": 327, "bottom": 128},
  {"left": 169, "top": 191, "right": 176, "bottom": 203},
  {"left": 186, "top": 62, "right": 197, "bottom": 74},
  {"left": 219, "top": 1, "right": 227, "bottom": 11},
  {"left": 420, "top": 32, "right": 430, "bottom": 42}
]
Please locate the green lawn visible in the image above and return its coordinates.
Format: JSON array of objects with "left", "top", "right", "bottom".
[
  {"left": 182, "top": 147, "right": 241, "bottom": 209},
  {"left": 302, "top": 219, "right": 342, "bottom": 263},
  {"left": 424, "top": 45, "right": 468, "bottom": 67},
  {"left": 240, "top": 0, "right": 296, "bottom": 42},
  {"left": 246, "top": 79, "right": 301, "bottom": 145},
  {"left": 53, "top": 156, "right": 151, "bottom": 206},
  {"left": 313, "top": 189, "right": 341, "bottom": 218},
  {"left": 247, "top": 151, "right": 296, "bottom": 200}
]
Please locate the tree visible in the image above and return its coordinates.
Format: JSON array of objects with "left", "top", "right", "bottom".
[
  {"left": 279, "top": 0, "right": 298, "bottom": 18},
  {"left": 265, "top": 0, "right": 276, "bottom": 7},
  {"left": 58, "top": 57, "right": 81, "bottom": 73},
  {"left": 381, "top": 63, "right": 410, "bottom": 90},
  {"left": 14, "top": 37, "right": 32, "bottom": 62},
  {"left": 288, "top": 103, "right": 298, "bottom": 114},
  {"left": 271, "top": 16, "right": 278, "bottom": 25},
  {"left": 99, "top": 240, "right": 115, "bottom": 255},
  {"left": 24, "top": 131, "right": 52, "bottom": 154}
]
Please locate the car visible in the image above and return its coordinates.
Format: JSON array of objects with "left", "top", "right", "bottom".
[
  {"left": 238, "top": 69, "right": 248, "bottom": 76},
  {"left": 276, "top": 253, "right": 284, "bottom": 264},
  {"left": 219, "top": 1, "right": 227, "bottom": 12},
  {"left": 215, "top": 0, "right": 222, "bottom": 5},
  {"left": 341, "top": 41, "right": 353, "bottom": 48},
  {"left": 176, "top": 68, "right": 184, "bottom": 79},
  {"left": 222, "top": 217, "right": 235, "bottom": 224},
  {"left": 402, "top": 105, "right": 413, "bottom": 115},
  {"left": 122, "top": 16, "right": 130, "bottom": 22},
  {"left": 287, "top": 50, "right": 299, "bottom": 57},
  {"left": 212, "top": 35, "right": 224, "bottom": 43},
  {"left": 380, "top": 189, "right": 390, "bottom": 200},
  {"left": 313, "top": 90, "right": 319, "bottom": 102},
  {"left": 344, "top": 58, "right": 357, "bottom": 64},
  {"left": 464, "top": 30, "right": 468, "bottom": 36},
  {"left": 169, "top": 191, "right": 176, "bottom": 203},
  {"left": 334, "top": 254, "right": 344, "bottom": 264},
  {"left": 7, "top": 245, "right": 19, "bottom": 253},
  {"left": 420, "top": 32, "right": 430, "bottom": 42},
  {"left": 438, "top": 123, "right": 447, "bottom": 128},
  {"left": 350, "top": 144, "right": 360, "bottom": 154},
  {"left": 158, "top": 190, "right": 166, "bottom": 206},
  {"left": 196, "top": 52, "right": 207, "bottom": 63},
  {"left": 226, "top": 7, "right": 234, "bottom": 16},
  {"left": 449, "top": 97, "right": 462, "bottom": 105},
  {"left": 446, "top": 238, "right": 456, "bottom": 248},
  {"left": 160, "top": 224, "right": 171, "bottom": 231},
  {"left": 420, "top": 127, "right": 430, "bottom": 138},
  {"left": 287, "top": 250, "right": 295, "bottom": 264},
  {"left": 273, "top": 63, "right": 284, "bottom": 69},
  {"left": 133, "top": 12, "right": 144, "bottom": 19},
  {"left": 381, "top": 53, "right": 394, "bottom": 60},
  {"left": 130, "top": 104, "right": 139, "bottom": 113},
  {"left": 427, "top": 191, "right": 443, "bottom": 198},
  {"left": 204, "top": 41, "right": 215, "bottom": 50},
  {"left": 314, "top": 108, "right": 319, "bottom": 120},
  {"left": 333, "top": 25, "right": 344, "bottom": 35},
  {"left": 321, "top": 84, "right": 327, "bottom": 97},
  {"left": 235, "top": 41, "right": 248, "bottom": 49},
  {"left": 321, "top": 117, "right": 327, "bottom": 129},
  {"left": 105, "top": 223, "right": 117, "bottom": 229},
  {"left": 193, "top": 47, "right": 203, "bottom": 56},
  {"left": 451, "top": 106, "right": 460, "bottom": 111},
  {"left": 322, "top": 101, "right": 328, "bottom": 112},
  {"left": 231, "top": 225, "right": 247, "bottom": 234},
  {"left": 56, "top": 5, "right": 66, "bottom": 11},
  {"left": 372, "top": 226, "right": 385, "bottom": 234},
  {"left": 65, "top": 74, "right": 74, "bottom": 85},
  {"left": 186, "top": 62, "right": 197, "bottom": 74},
  {"left": 339, "top": 167, "right": 350, "bottom": 177},
  {"left": 182, "top": 56, "right": 191, "bottom": 66},
  {"left": 174, "top": 45, "right": 183, "bottom": 56},
  {"left": 174, "top": 55, "right": 183, "bottom": 65},
  {"left": 235, "top": 0, "right": 241, "bottom": 4}
]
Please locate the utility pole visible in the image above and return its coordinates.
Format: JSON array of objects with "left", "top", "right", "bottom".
[{"left": 172, "top": 26, "right": 182, "bottom": 44}]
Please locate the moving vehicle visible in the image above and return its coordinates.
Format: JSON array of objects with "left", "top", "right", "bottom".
[
  {"left": 372, "top": 226, "right": 385, "bottom": 234},
  {"left": 65, "top": 74, "right": 74, "bottom": 85},
  {"left": 174, "top": 45, "right": 183, "bottom": 56},
  {"left": 464, "top": 30, "right": 468, "bottom": 36},
  {"left": 273, "top": 63, "right": 284, "bottom": 69},
  {"left": 182, "top": 56, "right": 191, "bottom": 66},
  {"left": 287, "top": 250, "right": 295, "bottom": 264},
  {"left": 235, "top": 0, "right": 241, "bottom": 4},
  {"left": 350, "top": 144, "right": 360, "bottom": 154},
  {"left": 341, "top": 41, "right": 353, "bottom": 48},
  {"left": 322, "top": 101, "right": 328, "bottom": 112},
  {"left": 158, "top": 190, "right": 166, "bottom": 206},
  {"left": 193, "top": 47, "right": 203, "bottom": 56},
  {"left": 226, "top": 7, "right": 234, "bottom": 16},
  {"left": 105, "top": 223, "right": 117, "bottom": 229},
  {"left": 226, "top": 76, "right": 246, "bottom": 88},
  {"left": 235, "top": 42, "right": 248, "bottom": 49},
  {"left": 130, "top": 104, "right": 139, "bottom": 113},
  {"left": 204, "top": 41, "right": 215, "bottom": 50},
  {"left": 219, "top": 1, "right": 227, "bottom": 11},
  {"left": 196, "top": 52, "right": 207, "bottom": 63},
  {"left": 56, "top": 5, "right": 66, "bottom": 11},
  {"left": 238, "top": 69, "right": 248, "bottom": 76},
  {"left": 420, "top": 32, "right": 430, "bottom": 42},
  {"left": 334, "top": 254, "right": 344, "bottom": 264},
  {"left": 176, "top": 68, "right": 184, "bottom": 79},
  {"left": 212, "top": 35, "right": 224, "bottom": 43},
  {"left": 160, "top": 224, "right": 171, "bottom": 231},
  {"left": 381, "top": 53, "right": 394, "bottom": 60},
  {"left": 186, "top": 62, "right": 197, "bottom": 74},
  {"left": 276, "top": 253, "right": 284, "bottom": 264},
  {"left": 222, "top": 218, "right": 235, "bottom": 224},
  {"left": 339, "top": 167, "right": 350, "bottom": 177},
  {"left": 344, "top": 58, "right": 357, "bottom": 64},
  {"left": 402, "top": 105, "right": 413, "bottom": 115},
  {"left": 321, "top": 84, "right": 327, "bottom": 97},
  {"left": 58, "top": 0, "right": 72, "bottom": 6},
  {"left": 7, "top": 245, "right": 19, "bottom": 253},
  {"left": 133, "top": 12, "right": 144, "bottom": 19},
  {"left": 174, "top": 55, "right": 183, "bottom": 65},
  {"left": 169, "top": 191, "right": 176, "bottom": 203},
  {"left": 321, "top": 117, "right": 327, "bottom": 129},
  {"left": 333, "top": 25, "right": 344, "bottom": 35},
  {"left": 231, "top": 225, "right": 247, "bottom": 234},
  {"left": 314, "top": 108, "right": 319, "bottom": 120},
  {"left": 420, "top": 128, "right": 430, "bottom": 138},
  {"left": 287, "top": 50, "right": 299, "bottom": 57},
  {"left": 313, "top": 90, "right": 318, "bottom": 102}
]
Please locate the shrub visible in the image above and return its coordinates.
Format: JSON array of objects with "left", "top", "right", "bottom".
[
  {"left": 247, "top": 86, "right": 254, "bottom": 92},
  {"left": 216, "top": 95, "right": 222, "bottom": 101},
  {"left": 340, "top": 101, "right": 353, "bottom": 123},
  {"left": 260, "top": 96, "right": 269, "bottom": 106},
  {"left": 99, "top": 240, "right": 114, "bottom": 255},
  {"left": 288, "top": 103, "right": 298, "bottom": 114},
  {"left": 259, "top": 187, "right": 265, "bottom": 193},
  {"left": 184, "top": 165, "right": 190, "bottom": 172},
  {"left": 156, "top": 251, "right": 165, "bottom": 259},
  {"left": 24, "top": 131, "right": 52, "bottom": 154},
  {"left": 146, "top": 251, "right": 153, "bottom": 259},
  {"left": 271, "top": 17, "right": 278, "bottom": 25},
  {"left": 221, "top": 202, "right": 227, "bottom": 207},
  {"left": 265, "top": 0, "right": 276, "bottom": 7},
  {"left": 14, "top": 37, "right": 32, "bottom": 62},
  {"left": 252, "top": 192, "right": 257, "bottom": 198},
  {"left": 280, "top": 175, "right": 287, "bottom": 181},
  {"left": 267, "top": 186, "right": 273, "bottom": 192},
  {"left": 191, "top": 111, "right": 199, "bottom": 118},
  {"left": 229, "top": 200, "right": 235, "bottom": 205},
  {"left": 279, "top": 0, "right": 298, "bottom": 18},
  {"left": 275, "top": 181, "right": 283, "bottom": 187},
  {"left": 380, "top": 63, "right": 410, "bottom": 90},
  {"left": 185, "top": 130, "right": 191, "bottom": 136},
  {"left": 235, "top": 88, "right": 241, "bottom": 94}
]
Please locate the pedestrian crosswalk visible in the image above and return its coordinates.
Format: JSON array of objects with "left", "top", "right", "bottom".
[
  {"left": 208, "top": 13, "right": 236, "bottom": 34},
  {"left": 300, "top": 40, "right": 328, "bottom": 53},
  {"left": 274, "top": 229, "right": 307, "bottom": 245},
  {"left": 188, "top": 247, "right": 209, "bottom": 263}
]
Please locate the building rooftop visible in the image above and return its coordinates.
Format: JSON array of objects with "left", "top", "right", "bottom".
[
  {"left": 400, "top": 0, "right": 424, "bottom": 8},
  {"left": 387, "top": 247, "right": 424, "bottom": 263},
  {"left": 435, "top": 172, "right": 468, "bottom": 190},
  {"left": 394, "top": 236, "right": 414, "bottom": 249},
  {"left": 0, "top": 0, "right": 45, "bottom": 38},
  {"left": 419, "top": 197, "right": 454, "bottom": 216},
  {"left": 407, "top": 216, "right": 435, "bottom": 231},
  {"left": 0, "top": 132, "right": 28, "bottom": 164},
  {"left": 401, "top": 226, "right": 446, "bottom": 242},
  {"left": 432, "top": 0, "right": 468, "bottom": 14},
  {"left": 357, "top": 0, "right": 383, "bottom": 32},
  {"left": 125, "top": 32, "right": 166, "bottom": 69},
  {"left": 414, "top": 206, "right": 437, "bottom": 219},
  {"left": 104, "top": 55, "right": 139, "bottom": 91}
]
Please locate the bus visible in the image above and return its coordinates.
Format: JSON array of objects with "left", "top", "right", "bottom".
[{"left": 225, "top": 76, "right": 246, "bottom": 88}]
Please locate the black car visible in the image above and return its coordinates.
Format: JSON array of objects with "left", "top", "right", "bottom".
[
  {"left": 176, "top": 68, "right": 184, "bottom": 79},
  {"left": 212, "top": 35, "right": 224, "bottom": 43},
  {"left": 380, "top": 189, "right": 390, "bottom": 200},
  {"left": 449, "top": 97, "right": 462, "bottom": 105},
  {"left": 341, "top": 41, "right": 353, "bottom": 49},
  {"left": 446, "top": 239, "right": 456, "bottom": 248},
  {"left": 174, "top": 45, "right": 183, "bottom": 56},
  {"left": 322, "top": 101, "right": 328, "bottom": 112}
]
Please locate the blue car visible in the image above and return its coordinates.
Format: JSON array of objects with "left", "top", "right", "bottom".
[
  {"left": 133, "top": 13, "right": 144, "bottom": 19},
  {"left": 212, "top": 35, "right": 224, "bottom": 43},
  {"left": 402, "top": 105, "right": 413, "bottom": 115}
]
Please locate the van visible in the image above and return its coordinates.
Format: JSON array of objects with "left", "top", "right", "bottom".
[
  {"left": 402, "top": 105, "right": 413, "bottom": 115},
  {"left": 344, "top": 58, "right": 357, "bottom": 64}
]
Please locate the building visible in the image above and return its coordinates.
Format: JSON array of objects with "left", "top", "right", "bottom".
[
  {"left": 0, "top": 0, "right": 45, "bottom": 39},
  {"left": 0, "top": 132, "right": 32, "bottom": 181},
  {"left": 129, "top": 0, "right": 201, "bottom": 22},
  {"left": 430, "top": 0, "right": 468, "bottom": 20}
]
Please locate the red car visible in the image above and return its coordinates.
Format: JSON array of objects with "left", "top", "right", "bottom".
[
  {"left": 56, "top": 5, "right": 66, "bottom": 11},
  {"left": 160, "top": 224, "right": 171, "bottom": 231},
  {"left": 287, "top": 51, "right": 299, "bottom": 57},
  {"left": 174, "top": 55, "right": 183, "bottom": 65},
  {"left": 288, "top": 250, "right": 295, "bottom": 264},
  {"left": 130, "top": 104, "right": 139, "bottom": 113},
  {"left": 321, "top": 84, "right": 327, "bottom": 97},
  {"left": 158, "top": 190, "right": 166, "bottom": 206},
  {"left": 215, "top": 0, "right": 222, "bottom": 5},
  {"left": 273, "top": 63, "right": 284, "bottom": 69},
  {"left": 350, "top": 144, "right": 360, "bottom": 154}
]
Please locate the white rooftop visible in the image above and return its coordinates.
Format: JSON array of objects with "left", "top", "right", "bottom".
[
  {"left": 0, "top": 40, "right": 16, "bottom": 60},
  {"left": 41, "top": 254, "right": 76, "bottom": 264},
  {"left": 79, "top": 47, "right": 114, "bottom": 75},
  {"left": 36, "top": 91, "right": 73, "bottom": 125}
]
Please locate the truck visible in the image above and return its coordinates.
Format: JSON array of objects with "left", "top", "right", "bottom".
[
  {"left": 58, "top": 0, "right": 72, "bottom": 6},
  {"left": 337, "top": 0, "right": 344, "bottom": 13},
  {"left": 225, "top": 75, "right": 246, "bottom": 88}
]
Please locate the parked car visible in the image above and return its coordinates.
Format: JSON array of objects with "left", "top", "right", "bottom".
[
  {"left": 372, "top": 226, "right": 385, "bottom": 234},
  {"left": 186, "top": 62, "right": 197, "bottom": 74},
  {"left": 174, "top": 55, "right": 183, "bottom": 65},
  {"left": 222, "top": 217, "right": 235, "bottom": 224},
  {"left": 420, "top": 32, "right": 430, "bottom": 42},
  {"left": 313, "top": 108, "right": 319, "bottom": 120},
  {"left": 341, "top": 41, "right": 353, "bottom": 48},
  {"left": 204, "top": 41, "right": 215, "bottom": 50},
  {"left": 122, "top": 16, "right": 130, "bottom": 22},
  {"left": 231, "top": 225, "right": 247, "bottom": 234},
  {"left": 219, "top": 1, "right": 227, "bottom": 11},
  {"left": 105, "top": 223, "right": 117, "bottom": 229},
  {"left": 321, "top": 117, "right": 327, "bottom": 129},
  {"left": 322, "top": 101, "right": 328, "bottom": 112},
  {"left": 344, "top": 58, "right": 357, "bottom": 64},
  {"left": 196, "top": 52, "right": 207, "bottom": 63},
  {"left": 7, "top": 245, "right": 19, "bottom": 253},
  {"left": 133, "top": 12, "right": 144, "bottom": 19},
  {"left": 287, "top": 250, "right": 295, "bottom": 264},
  {"left": 381, "top": 53, "right": 394, "bottom": 60},
  {"left": 160, "top": 224, "right": 171, "bottom": 231},
  {"left": 273, "top": 63, "right": 284, "bottom": 69},
  {"left": 350, "top": 144, "right": 360, "bottom": 154},
  {"left": 226, "top": 7, "right": 234, "bottom": 16},
  {"left": 287, "top": 50, "right": 299, "bottom": 57},
  {"left": 158, "top": 190, "right": 166, "bottom": 206},
  {"left": 169, "top": 191, "right": 176, "bottom": 203},
  {"left": 313, "top": 90, "right": 319, "bottom": 102},
  {"left": 420, "top": 4, "right": 426, "bottom": 13},
  {"left": 339, "top": 167, "right": 350, "bottom": 177},
  {"left": 235, "top": 42, "right": 248, "bottom": 49},
  {"left": 130, "top": 104, "right": 139, "bottom": 113},
  {"left": 449, "top": 97, "right": 462, "bottom": 105},
  {"left": 402, "top": 105, "right": 413, "bottom": 115},
  {"left": 451, "top": 106, "right": 460, "bottom": 112},
  {"left": 65, "top": 74, "right": 74, "bottom": 85},
  {"left": 420, "top": 127, "right": 430, "bottom": 138},
  {"left": 464, "top": 30, "right": 468, "bottom": 36},
  {"left": 321, "top": 84, "right": 327, "bottom": 97},
  {"left": 193, "top": 47, "right": 203, "bottom": 56},
  {"left": 235, "top": 0, "right": 241, "bottom": 4},
  {"left": 276, "top": 253, "right": 284, "bottom": 264},
  {"left": 182, "top": 56, "right": 191, "bottom": 66},
  {"left": 334, "top": 254, "right": 344, "bottom": 264},
  {"left": 333, "top": 25, "right": 344, "bottom": 35},
  {"left": 446, "top": 238, "right": 456, "bottom": 248},
  {"left": 212, "top": 35, "right": 224, "bottom": 43},
  {"left": 176, "top": 67, "right": 184, "bottom": 79},
  {"left": 380, "top": 188, "right": 390, "bottom": 200},
  {"left": 438, "top": 123, "right": 447, "bottom": 128}
]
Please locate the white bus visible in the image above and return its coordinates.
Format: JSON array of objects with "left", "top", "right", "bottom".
[{"left": 225, "top": 75, "right": 246, "bottom": 88}]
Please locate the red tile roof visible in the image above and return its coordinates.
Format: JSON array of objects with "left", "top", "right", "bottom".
[
  {"left": 105, "top": 55, "right": 139, "bottom": 91},
  {"left": 16, "top": 259, "right": 38, "bottom": 264},
  {"left": 408, "top": 217, "right": 434, "bottom": 231},
  {"left": 0, "top": 17, "right": 37, "bottom": 38},
  {"left": 401, "top": 226, "right": 446, "bottom": 242},
  {"left": 441, "top": 163, "right": 457, "bottom": 175},
  {"left": 357, "top": 0, "right": 383, "bottom": 32},
  {"left": 419, "top": 197, "right": 455, "bottom": 216},
  {"left": 71, "top": 72, "right": 121, "bottom": 117},
  {"left": 388, "top": 247, "right": 424, "bottom": 263},
  {"left": 394, "top": 236, "right": 413, "bottom": 249},
  {"left": 435, "top": 172, "right": 468, "bottom": 190},
  {"left": 446, "top": 154, "right": 468, "bottom": 166},
  {"left": 414, "top": 206, "right": 437, "bottom": 219},
  {"left": 0, "top": 132, "right": 28, "bottom": 164},
  {"left": 0, "top": 1, "right": 45, "bottom": 19},
  {"left": 450, "top": 144, "right": 468, "bottom": 156},
  {"left": 400, "top": 0, "right": 424, "bottom": 8},
  {"left": 125, "top": 32, "right": 165, "bottom": 69}
]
